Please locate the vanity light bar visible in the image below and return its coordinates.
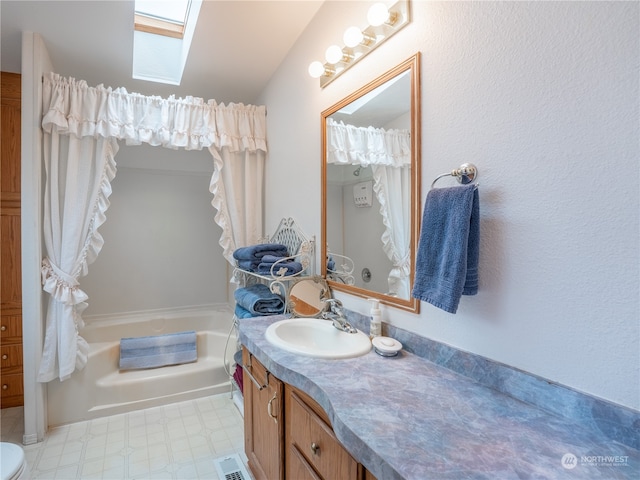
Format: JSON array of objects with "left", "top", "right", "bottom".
[{"left": 308, "top": 0, "right": 411, "bottom": 88}]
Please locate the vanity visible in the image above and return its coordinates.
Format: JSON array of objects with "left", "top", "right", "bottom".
[
  {"left": 239, "top": 313, "right": 639, "bottom": 479},
  {"left": 242, "top": 346, "right": 374, "bottom": 480}
]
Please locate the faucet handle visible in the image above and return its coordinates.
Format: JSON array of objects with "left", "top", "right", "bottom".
[{"left": 323, "top": 298, "right": 343, "bottom": 314}]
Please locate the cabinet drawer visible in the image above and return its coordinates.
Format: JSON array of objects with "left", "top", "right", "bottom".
[
  {"left": 0, "top": 315, "right": 22, "bottom": 344},
  {"left": 1, "top": 373, "right": 24, "bottom": 397},
  {"left": 288, "top": 389, "right": 358, "bottom": 480},
  {"left": 1, "top": 344, "right": 22, "bottom": 374}
]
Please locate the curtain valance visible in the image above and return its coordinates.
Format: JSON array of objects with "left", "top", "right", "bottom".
[
  {"left": 41, "top": 72, "right": 267, "bottom": 152},
  {"left": 326, "top": 118, "right": 410, "bottom": 167}
]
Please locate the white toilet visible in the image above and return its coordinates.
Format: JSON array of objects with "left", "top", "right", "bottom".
[{"left": 0, "top": 442, "right": 30, "bottom": 480}]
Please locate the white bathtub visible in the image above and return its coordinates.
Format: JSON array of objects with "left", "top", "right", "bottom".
[{"left": 47, "top": 305, "right": 237, "bottom": 426}]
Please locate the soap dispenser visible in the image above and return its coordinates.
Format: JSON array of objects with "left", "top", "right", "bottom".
[{"left": 369, "top": 299, "right": 382, "bottom": 339}]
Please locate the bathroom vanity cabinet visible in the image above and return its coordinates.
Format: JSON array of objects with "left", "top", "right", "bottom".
[
  {"left": 239, "top": 316, "right": 639, "bottom": 479},
  {"left": 242, "top": 348, "right": 284, "bottom": 480},
  {"left": 242, "top": 347, "right": 375, "bottom": 480}
]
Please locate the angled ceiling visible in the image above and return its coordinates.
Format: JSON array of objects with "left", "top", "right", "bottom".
[{"left": 1, "top": 0, "right": 324, "bottom": 103}]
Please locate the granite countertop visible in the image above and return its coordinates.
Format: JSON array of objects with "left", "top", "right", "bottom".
[{"left": 238, "top": 315, "right": 639, "bottom": 479}]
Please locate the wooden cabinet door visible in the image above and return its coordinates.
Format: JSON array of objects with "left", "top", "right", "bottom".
[
  {"left": 1, "top": 71, "right": 23, "bottom": 408},
  {"left": 287, "top": 443, "right": 322, "bottom": 480},
  {"left": 242, "top": 347, "right": 284, "bottom": 480}
]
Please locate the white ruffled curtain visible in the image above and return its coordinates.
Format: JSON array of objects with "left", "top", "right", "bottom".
[
  {"left": 38, "top": 73, "right": 266, "bottom": 382},
  {"left": 327, "top": 118, "right": 411, "bottom": 297},
  {"left": 209, "top": 147, "right": 265, "bottom": 265}
]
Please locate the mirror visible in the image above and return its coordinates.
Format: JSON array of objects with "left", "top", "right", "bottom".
[
  {"left": 321, "top": 53, "right": 421, "bottom": 312},
  {"left": 288, "top": 276, "right": 331, "bottom": 317}
]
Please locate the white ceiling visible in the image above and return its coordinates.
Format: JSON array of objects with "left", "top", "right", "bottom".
[{"left": 1, "top": 0, "right": 324, "bottom": 103}]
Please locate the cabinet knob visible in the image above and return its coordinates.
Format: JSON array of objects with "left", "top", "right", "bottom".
[
  {"left": 1, "top": 354, "right": 7, "bottom": 360},
  {"left": 0, "top": 325, "right": 6, "bottom": 331},
  {"left": 2, "top": 384, "right": 8, "bottom": 390},
  {"left": 310, "top": 442, "right": 320, "bottom": 455}
]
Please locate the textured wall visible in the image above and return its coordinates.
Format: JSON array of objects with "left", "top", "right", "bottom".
[
  {"left": 260, "top": 1, "right": 639, "bottom": 409},
  {"left": 82, "top": 144, "right": 229, "bottom": 315}
]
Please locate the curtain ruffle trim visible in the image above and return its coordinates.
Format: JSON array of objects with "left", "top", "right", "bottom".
[
  {"left": 371, "top": 168, "right": 408, "bottom": 272},
  {"left": 76, "top": 141, "right": 118, "bottom": 277},
  {"left": 41, "top": 73, "right": 267, "bottom": 153},
  {"left": 208, "top": 147, "right": 237, "bottom": 266},
  {"left": 327, "top": 118, "right": 411, "bottom": 167}
]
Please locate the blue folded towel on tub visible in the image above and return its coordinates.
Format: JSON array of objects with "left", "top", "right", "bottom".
[
  {"left": 412, "top": 183, "right": 479, "bottom": 313},
  {"left": 119, "top": 331, "right": 197, "bottom": 370},
  {"left": 234, "top": 283, "right": 285, "bottom": 315}
]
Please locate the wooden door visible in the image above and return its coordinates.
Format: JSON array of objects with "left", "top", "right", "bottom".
[{"left": 1, "top": 71, "right": 23, "bottom": 408}]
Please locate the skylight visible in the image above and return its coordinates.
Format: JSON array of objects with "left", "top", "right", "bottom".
[
  {"left": 135, "top": 0, "right": 191, "bottom": 38},
  {"left": 132, "top": 0, "right": 202, "bottom": 85}
]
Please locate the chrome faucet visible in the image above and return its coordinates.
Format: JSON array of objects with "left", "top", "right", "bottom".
[{"left": 322, "top": 299, "right": 358, "bottom": 334}]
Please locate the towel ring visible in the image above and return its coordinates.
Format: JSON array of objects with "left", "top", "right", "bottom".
[{"left": 431, "top": 163, "right": 478, "bottom": 189}]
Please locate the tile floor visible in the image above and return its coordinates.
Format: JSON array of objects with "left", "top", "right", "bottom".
[{"left": 1, "top": 393, "right": 252, "bottom": 479}]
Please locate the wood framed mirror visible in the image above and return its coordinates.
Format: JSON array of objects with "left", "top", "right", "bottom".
[{"left": 321, "top": 53, "right": 421, "bottom": 313}]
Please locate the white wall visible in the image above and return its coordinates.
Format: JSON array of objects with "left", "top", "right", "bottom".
[
  {"left": 259, "top": 1, "right": 639, "bottom": 410},
  {"left": 81, "top": 143, "right": 230, "bottom": 315}
]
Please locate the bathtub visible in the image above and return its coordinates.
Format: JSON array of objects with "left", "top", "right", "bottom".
[{"left": 47, "top": 305, "right": 237, "bottom": 426}]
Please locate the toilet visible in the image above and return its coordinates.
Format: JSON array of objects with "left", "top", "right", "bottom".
[{"left": 0, "top": 442, "right": 30, "bottom": 480}]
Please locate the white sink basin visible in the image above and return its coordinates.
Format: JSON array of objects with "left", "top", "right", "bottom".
[{"left": 265, "top": 318, "right": 371, "bottom": 359}]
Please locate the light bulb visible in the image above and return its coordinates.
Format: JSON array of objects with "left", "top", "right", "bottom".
[
  {"left": 343, "top": 26, "right": 364, "bottom": 48},
  {"left": 308, "top": 61, "right": 325, "bottom": 78},
  {"left": 325, "top": 45, "right": 344, "bottom": 64},
  {"left": 367, "top": 2, "right": 390, "bottom": 26}
]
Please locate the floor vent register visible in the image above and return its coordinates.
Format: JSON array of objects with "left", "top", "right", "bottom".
[{"left": 213, "top": 454, "right": 251, "bottom": 480}]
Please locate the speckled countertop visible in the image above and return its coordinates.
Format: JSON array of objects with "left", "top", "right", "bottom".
[{"left": 238, "top": 315, "right": 639, "bottom": 479}]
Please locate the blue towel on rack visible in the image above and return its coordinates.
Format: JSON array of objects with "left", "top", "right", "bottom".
[
  {"left": 119, "top": 331, "right": 197, "bottom": 370},
  {"left": 233, "top": 243, "right": 289, "bottom": 261},
  {"left": 412, "top": 183, "right": 479, "bottom": 313},
  {"left": 236, "top": 259, "right": 260, "bottom": 272},
  {"left": 258, "top": 259, "right": 303, "bottom": 276},
  {"left": 234, "top": 303, "right": 255, "bottom": 319},
  {"left": 234, "top": 283, "right": 285, "bottom": 315}
]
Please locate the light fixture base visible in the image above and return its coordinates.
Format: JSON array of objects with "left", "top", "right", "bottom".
[{"left": 317, "top": 0, "right": 411, "bottom": 88}]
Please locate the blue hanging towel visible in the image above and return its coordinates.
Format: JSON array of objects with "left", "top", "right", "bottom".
[{"left": 412, "top": 183, "right": 479, "bottom": 313}]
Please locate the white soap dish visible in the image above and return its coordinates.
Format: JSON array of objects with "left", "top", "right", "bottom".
[{"left": 372, "top": 336, "right": 402, "bottom": 357}]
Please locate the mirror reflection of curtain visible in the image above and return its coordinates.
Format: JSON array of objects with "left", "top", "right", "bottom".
[
  {"left": 326, "top": 119, "right": 411, "bottom": 296},
  {"left": 371, "top": 165, "right": 411, "bottom": 297},
  {"left": 39, "top": 73, "right": 266, "bottom": 381}
]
